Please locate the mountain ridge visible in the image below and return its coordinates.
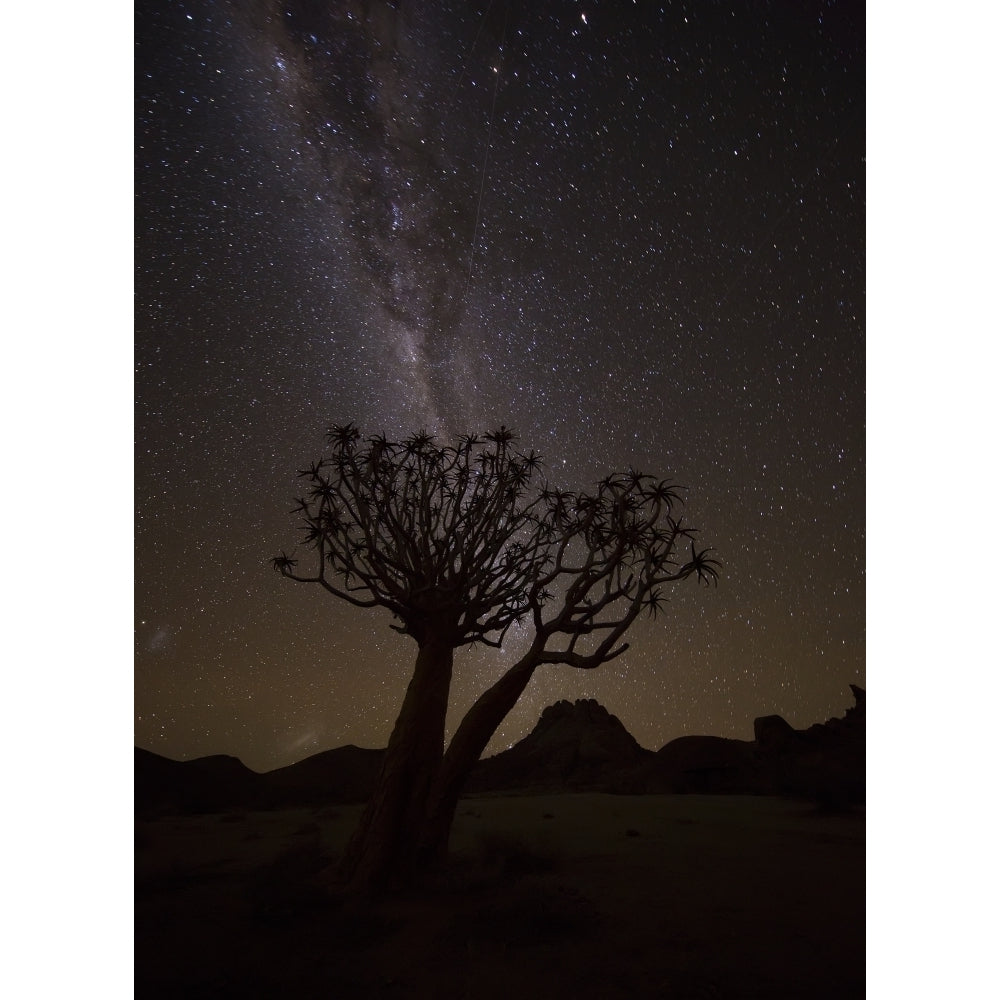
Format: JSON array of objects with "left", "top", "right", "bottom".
[{"left": 136, "top": 688, "right": 864, "bottom": 815}]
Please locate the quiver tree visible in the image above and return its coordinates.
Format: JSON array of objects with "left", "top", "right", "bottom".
[
  {"left": 417, "top": 471, "right": 719, "bottom": 862},
  {"left": 274, "top": 425, "right": 717, "bottom": 892}
]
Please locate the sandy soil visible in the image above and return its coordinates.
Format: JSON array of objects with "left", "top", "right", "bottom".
[{"left": 135, "top": 793, "right": 864, "bottom": 998}]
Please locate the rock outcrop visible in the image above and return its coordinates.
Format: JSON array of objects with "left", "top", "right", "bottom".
[
  {"left": 647, "top": 685, "right": 865, "bottom": 805},
  {"left": 755, "top": 684, "right": 866, "bottom": 806},
  {"left": 468, "top": 699, "right": 654, "bottom": 793}
]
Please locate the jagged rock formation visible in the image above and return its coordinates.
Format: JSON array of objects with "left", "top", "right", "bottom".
[
  {"left": 754, "top": 684, "right": 865, "bottom": 806},
  {"left": 467, "top": 699, "right": 654, "bottom": 793}
]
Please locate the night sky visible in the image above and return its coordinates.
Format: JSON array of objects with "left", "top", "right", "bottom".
[{"left": 135, "top": 0, "right": 864, "bottom": 773}]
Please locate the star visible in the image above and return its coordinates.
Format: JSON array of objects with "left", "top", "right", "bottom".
[{"left": 135, "top": 0, "right": 864, "bottom": 771}]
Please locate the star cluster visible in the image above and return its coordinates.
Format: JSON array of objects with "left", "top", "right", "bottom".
[{"left": 135, "top": 0, "right": 864, "bottom": 772}]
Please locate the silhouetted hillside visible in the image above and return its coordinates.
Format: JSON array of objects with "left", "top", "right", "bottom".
[
  {"left": 261, "top": 745, "right": 384, "bottom": 807},
  {"left": 646, "top": 735, "right": 764, "bottom": 794},
  {"left": 135, "top": 687, "right": 864, "bottom": 814},
  {"left": 134, "top": 748, "right": 261, "bottom": 816}
]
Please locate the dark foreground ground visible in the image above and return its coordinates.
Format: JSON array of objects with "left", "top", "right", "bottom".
[{"left": 135, "top": 793, "right": 864, "bottom": 999}]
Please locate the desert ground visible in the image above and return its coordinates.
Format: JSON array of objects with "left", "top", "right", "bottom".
[{"left": 135, "top": 792, "right": 864, "bottom": 998}]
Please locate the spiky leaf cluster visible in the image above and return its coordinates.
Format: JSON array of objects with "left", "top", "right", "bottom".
[
  {"left": 276, "top": 425, "right": 553, "bottom": 646},
  {"left": 522, "top": 470, "right": 719, "bottom": 668}
]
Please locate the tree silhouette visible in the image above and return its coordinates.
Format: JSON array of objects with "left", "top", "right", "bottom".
[{"left": 274, "top": 425, "right": 718, "bottom": 892}]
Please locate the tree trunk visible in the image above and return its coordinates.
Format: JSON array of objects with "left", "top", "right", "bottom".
[
  {"left": 333, "top": 633, "right": 455, "bottom": 893},
  {"left": 417, "top": 654, "right": 540, "bottom": 863}
]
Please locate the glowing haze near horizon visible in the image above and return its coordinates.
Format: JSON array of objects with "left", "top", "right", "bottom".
[{"left": 135, "top": 0, "right": 863, "bottom": 773}]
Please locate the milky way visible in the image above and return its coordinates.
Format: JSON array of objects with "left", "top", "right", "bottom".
[{"left": 136, "top": 0, "right": 864, "bottom": 772}]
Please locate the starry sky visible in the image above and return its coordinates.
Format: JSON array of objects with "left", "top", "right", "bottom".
[{"left": 135, "top": 0, "right": 864, "bottom": 773}]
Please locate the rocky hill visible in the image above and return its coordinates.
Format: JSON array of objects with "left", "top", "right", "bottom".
[{"left": 468, "top": 699, "right": 654, "bottom": 793}]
